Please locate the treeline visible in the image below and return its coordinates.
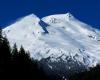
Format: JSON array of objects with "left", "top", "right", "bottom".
[
  {"left": 0, "top": 29, "right": 48, "bottom": 80},
  {"left": 0, "top": 28, "right": 100, "bottom": 80}
]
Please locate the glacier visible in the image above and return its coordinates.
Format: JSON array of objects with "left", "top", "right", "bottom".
[{"left": 3, "top": 13, "right": 100, "bottom": 68}]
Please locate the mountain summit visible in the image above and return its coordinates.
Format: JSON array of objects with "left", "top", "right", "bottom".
[
  {"left": 42, "top": 13, "right": 74, "bottom": 24},
  {"left": 3, "top": 13, "right": 100, "bottom": 69}
]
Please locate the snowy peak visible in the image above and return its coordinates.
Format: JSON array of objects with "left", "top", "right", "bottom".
[
  {"left": 41, "top": 13, "right": 94, "bottom": 36},
  {"left": 65, "top": 12, "right": 74, "bottom": 20},
  {"left": 16, "top": 13, "right": 40, "bottom": 26},
  {"left": 23, "top": 13, "right": 40, "bottom": 21},
  {"left": 42, "top": 13, "right": 74, "bottom": 25},
  {"left": 3, "top": 12, "right": 100, "bottom": 67},
  {"left": 4, "top": 13, "right": 40, "bottom": 30},
  {"left": 3, "top": 14, "right": 46, "bottom": 38}
]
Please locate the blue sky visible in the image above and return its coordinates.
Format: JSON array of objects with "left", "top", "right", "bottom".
[{"left": 0, "top": 0, "right": 100, "bottom": 29}]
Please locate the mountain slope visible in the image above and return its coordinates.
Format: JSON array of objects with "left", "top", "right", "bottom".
[{"left": 3, "top": 13, "right": 100, "bottom": 68}]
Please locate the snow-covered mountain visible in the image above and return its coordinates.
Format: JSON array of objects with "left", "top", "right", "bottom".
[{"left": 3, "top": 13, "right": 100, "bottom": 69}]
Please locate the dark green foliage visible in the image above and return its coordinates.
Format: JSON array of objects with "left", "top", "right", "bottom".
[
  {"left": 0, "top": 32, "right": 11, "bottom": 61},
  {"left": 0, "top": 29, "right": 2, "bottom": 40},
  {"left": 0, "top": 29, "right": 47, "bottom": 80},
  {"left": 12, "top": 43, "right": 18, "bottom": 55}
]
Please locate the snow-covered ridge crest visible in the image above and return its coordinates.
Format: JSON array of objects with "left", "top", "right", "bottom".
[
  {"left": 3, "top": 12, "right": 100, "bottom": 68},
  {"left": 42, "top": 13, "right": 74, "bottom": 25},
  {"left": 3, "top": 13, "right": 45, "bottom": 38}
]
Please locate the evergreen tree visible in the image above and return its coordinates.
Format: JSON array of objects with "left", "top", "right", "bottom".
[
  {"left": 18, "top": 46, "right": 31, "bottom": 64},
  {"left": 0, "top": 29, "right": 11, "bottom": 78},
  {"left": 0, "top": 29, "right": 48, "bottom": 80},
  {"left": 11, "top": 43, "right": 18, "bottom": 64},
  {"left": 12, "top": 43, "right": 18, "bottom": 55},
  {"left": 0, "top": 28, "right": 2, "bottom": 41},
  {"left": 1, "top": 36, "right": 11, "bottom": 63}
]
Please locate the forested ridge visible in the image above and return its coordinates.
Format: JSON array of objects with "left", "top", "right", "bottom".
[{"left": 0, "top": 29, "right": 48, "bottom": 80}]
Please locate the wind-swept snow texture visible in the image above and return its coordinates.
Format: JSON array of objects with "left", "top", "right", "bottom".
[{"left": 3, "top": 13, "right": 100, "bottom": 67}]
